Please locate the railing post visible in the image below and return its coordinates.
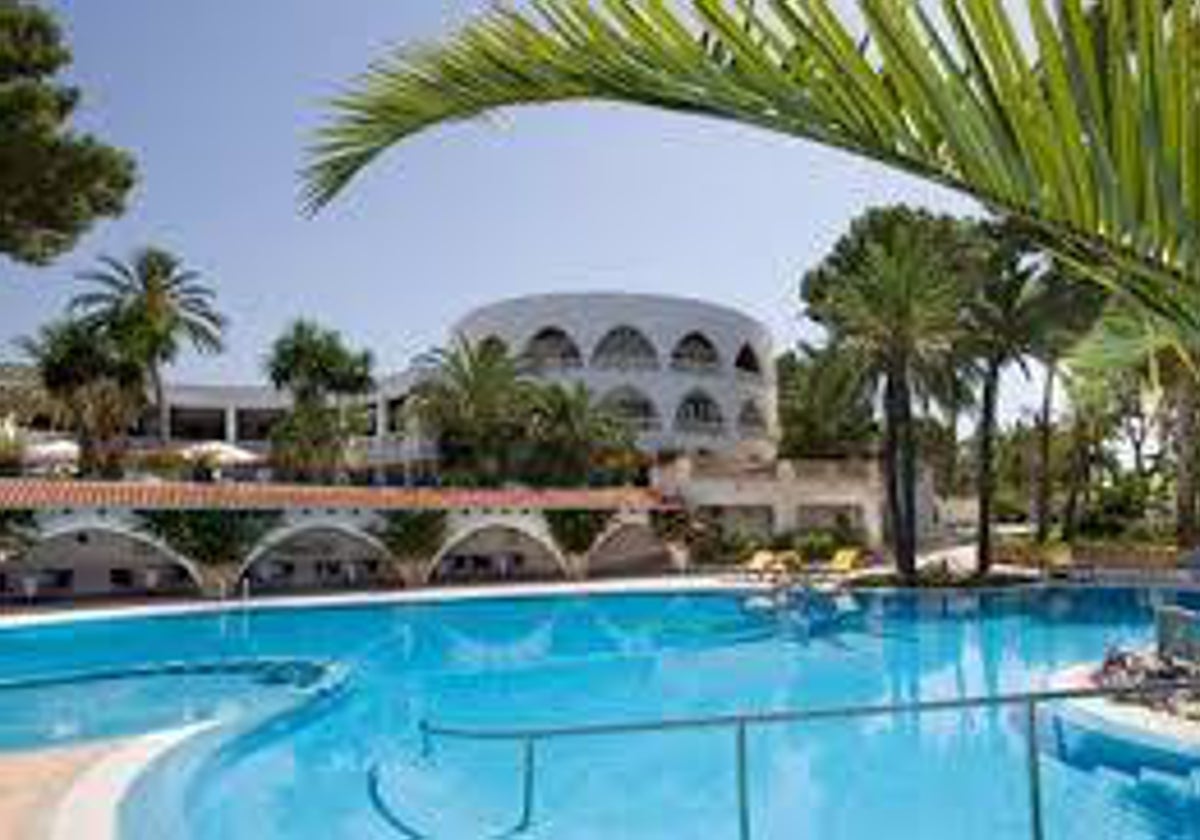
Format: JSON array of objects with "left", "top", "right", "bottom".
[
  {"left": 736, "top": 722, "right": 751, "bottom": 840},
  {"left": 1025, "top": 699, "right": 1045, "bottom": 840},
  {"left": 510, "top": 737, "right": 537, "bottom": 836}
]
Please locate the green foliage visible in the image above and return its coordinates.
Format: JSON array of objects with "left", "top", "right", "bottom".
[
  {"left": 544, "top": 509, "right": 614, "bottom": 556},
  {"left": 797, "top": 530, "right": 838, "bottom": 563},
  {"left": 373, "top": 510, "right": 447, "bottom": 561},
  {"left": 265, "top": 320, "right": 374, "bottom": 483},
  {"left": 776, "top": 347, "right": 876, "bottom": 459},
  {"left": 0, "top": 0, "right": 135, "bottom": 266},
  {"left": 1077, "top": 474, "right": 1155, "bottom": 540},
  {"left": 0, "top": 508, "right": 36, "bottom": 556},
  {"left": 412, "top": 340, "right": 639, "bottom": 488},
  {"left": 307, "top": 0, "right": 1200, "bottom": 338},
  {"left": 269, "top": 402, "right": 367, "bottom": 484},
  {"left": 138, "top": 510, "right": 281, "bottom": 568},
  {"left": 70, "top": 248, "right": 225, "bottom": 442},
  {"left": 18, "top": 317, "right": 145, "bottom": 477},
  {"left": 267, "top": 319, "right": 374, "bottom": 405},
  {"left": 802, "top": 205, "right": 978, "bottom": 578}
]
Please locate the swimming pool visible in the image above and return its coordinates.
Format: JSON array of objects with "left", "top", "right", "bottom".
[{"left": 4, "top": 586, "right": 1199, "bottom": 839}]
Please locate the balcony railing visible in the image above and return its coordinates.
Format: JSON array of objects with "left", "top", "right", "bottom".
[{"left": 368, "top": 678, "right": 1200, "bottom": 840}]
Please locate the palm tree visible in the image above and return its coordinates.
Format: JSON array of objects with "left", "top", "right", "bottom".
[
  {"left": 18, "top": 318, "right": 146, "bottom": 477},
  {"left": 265, "top": 320, "right": 374, "bottom": 482},
  {"left": 306, "top": 1, "right": 1200, "bottom": 336},
  {"left": 804, "top": 207, "right": 973, "bottom": 579},
  {"left": 409, "top": 338, "right": 534, "bottom": 486},
  {"left": 964, "top": 222, "right": 1102, "bottom": 572},
  {"left": 1068, "top": 303, "right": 1200, "bottom": 547},
  {"left": 266, "top": 319, "right": 373, "bottom": 406},
  {"left": 526, "top": 382, "right": 633, "bottom": 486},
  {"left": 71, "top": 248, "right": 225, "bottom": 445}
]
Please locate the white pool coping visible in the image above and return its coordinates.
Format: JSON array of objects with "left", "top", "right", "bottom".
[
  {"left": 1051, "top": 664, "right": 1200, "bottom": 758},
  {"left": 0, "top": 575, "right": 756, "bottom": 632},
  {"left": 49, "top": 723, "right": 213, "bottom": 840}
]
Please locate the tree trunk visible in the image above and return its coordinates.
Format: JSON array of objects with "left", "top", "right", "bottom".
[
  {"left": 150, "top": 362, "right": 169, "bottom": 446},
  {"left": 975, "top": 356, "right": 1001, "bottom": 576},
  {"left": 1175, "top": 379, "right": 1199, "bottom": 549},
  {"left": 1034, "top": 361, "right": 1056, "bottom": 544},
  {"left": 884, "top": 369, "right": 918, "bottom": 581},
  {"left": 1061, "top": 417, "right": 1089, "bottom": 543}
]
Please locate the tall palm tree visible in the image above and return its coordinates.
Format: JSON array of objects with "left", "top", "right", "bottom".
[
  {"left": 306, "top": 1, "right": 1200, "bottom": 336},
  {"left": 18, "top": 318, "right": 146, "bottom": 477},
  {"left": 804, "top": 207, "right": 973, "bottom": 579},
  {"left": 71, "top": 248, "right": 224, "bottom": 445},
  {"left": 409, "top": 338, "right": 534, "bottom": 486},
  {"left": 964, "top": 223, "right": 1103, "bottom": 571}
]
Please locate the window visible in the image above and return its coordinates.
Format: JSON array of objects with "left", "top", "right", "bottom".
[
  {"left": 735, "top": 344, "right": 764, "bottom": 377},
  {"left": 675, "top": 391, "right": 725, "bottom": 436},
  {"left": 523, "top": 327, "right": 584, "bottom": 371},
  {"left": 671, "top": 332, "right": 721, "bottom": 373},
  {"left": 592, "top": 326, "right": 660, "bottom": 371},
  {"left": 600, "top": 386, "right": 662, "bottom": 432}
]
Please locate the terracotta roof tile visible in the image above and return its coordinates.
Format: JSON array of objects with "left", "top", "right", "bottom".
[{"left": 0, "top": 480, "right": 677, "bottom": 512}]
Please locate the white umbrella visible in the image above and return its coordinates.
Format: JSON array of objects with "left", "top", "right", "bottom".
[
  {"left": 179, "top": 441, "right": 263, "bottom": 467},
  {"left": 24, "top": 439, "right": 80, "bottom": 465}
]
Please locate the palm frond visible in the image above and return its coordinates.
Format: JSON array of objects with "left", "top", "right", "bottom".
[{"left": 307, "top": 0, "right": 1200, "bottom": 323}]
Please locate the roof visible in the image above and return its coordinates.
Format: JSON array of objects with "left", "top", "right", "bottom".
[{"left": 0, "top": 480, "right": 676, "bottom": 512}]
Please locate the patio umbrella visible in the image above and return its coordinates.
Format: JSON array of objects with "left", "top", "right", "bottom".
[
  {"left": 24, "top": 439, "right": 80, "bottom": 465},
  {"left": 179, "top": 441, "right": 263, "bottom": 467}
]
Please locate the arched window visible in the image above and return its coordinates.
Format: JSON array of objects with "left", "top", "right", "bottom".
[
  {"left": 591, "top": 326, "right": 660, "bottom": 371},
  {"left": 523, "top": 327, "right": 583, "bottom": 371},
  {"left": 735, "top": 344, "right": 764, "bottom": 377},
  {"left": 675, "top": 390, "right": 725, "bottom": 436},
  {"left": 670, "top": 332, "right": 721, "bottom": 373},
  {"left": 600, "top": 386, "right": 662, "bottom": 431},
  {"left": 738, "top": 400, "right": 768, "bottom": 437}
]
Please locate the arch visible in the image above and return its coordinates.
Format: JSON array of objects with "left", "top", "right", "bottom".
[
  {"left": 599, "top": 386, "right": 662, "bottom": 432},
  {"left": 426, "top": 521, "right": 570, "bottom": 583},
  {"left": 586, "top": 522, "right": 674, "bottom": 578},
  {"left": 239, "top": 521, "right": 393, "bottom": 585},
  {"left": 670, "top": 332, "right": 721, "bottom": 373},
  {"left": 735, "top": 343, "right": 764, "bottom": 376},
  {"left": 523, "top": 326, "right": 584, "bottom": 371},
  {"left": 25, "top": 519, "right": 203, "bottom": 593},
  {"left": 675, "top": 389, "right": 725, "bottom": 436},
  {"left": 738, "top": 399, "right": 768, "bottom": 436},
  {"left": 591, "top": 326, "right": 660, "bottom": 371}
]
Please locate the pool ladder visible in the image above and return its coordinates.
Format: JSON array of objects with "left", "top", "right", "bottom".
[{"left": 369, "top": 678, "right": 1200, "bottom": 839}]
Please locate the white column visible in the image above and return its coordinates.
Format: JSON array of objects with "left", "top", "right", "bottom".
[{"left": 225, "top": 406, "right": 238, "bottom": 443}]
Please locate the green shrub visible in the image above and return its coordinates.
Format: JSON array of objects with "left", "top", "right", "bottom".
[
  {"left": 138, "top": 510, "right": 282, "bottom": 567},
  {"left": 373, "top": 510, "right": 448, "bottom": 561},
  {"left": 797, "top": 530, "right": 839, "bottom": 563},
  {"left": 545, "top": 509, "right": 614, "bottom": 556}
]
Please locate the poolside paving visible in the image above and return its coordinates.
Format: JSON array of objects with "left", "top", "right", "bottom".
[{"left": 0, "top": 740, "right": 121, "bottom": 839}]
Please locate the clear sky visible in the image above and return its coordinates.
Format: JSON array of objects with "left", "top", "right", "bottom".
[{"left": 3, "top": 2, "right": 1032, "bottom": 412}]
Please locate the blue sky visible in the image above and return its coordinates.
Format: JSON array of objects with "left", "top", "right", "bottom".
[{"left": 3, "top": 2, "right": 993, "bottom": 396}]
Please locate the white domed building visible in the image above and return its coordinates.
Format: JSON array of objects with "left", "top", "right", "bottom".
[{"left": 454, "top": 293, "right": 777, "bottom": 461}]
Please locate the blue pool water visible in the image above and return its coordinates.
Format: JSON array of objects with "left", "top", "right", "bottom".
[{"left": 2, "top": 587, "right": 1199, "bottom": 839}]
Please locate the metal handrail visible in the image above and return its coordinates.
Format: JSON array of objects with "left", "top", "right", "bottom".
[{"left": 399, "top": 678, "right": 1200, "bottom": 840}]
